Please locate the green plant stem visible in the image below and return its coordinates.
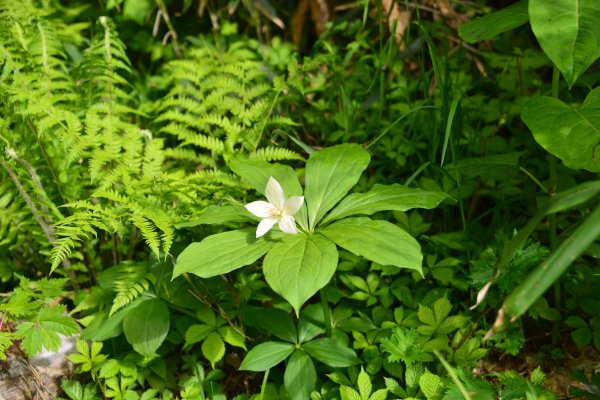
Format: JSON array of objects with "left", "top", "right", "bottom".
[
  {"left": 0, "top": 158, "right": 77, "bottom": 287},
  {"left": 365, "top": 105, "right": 438, "bottom": 149},
  {"left": 260, "top": 368, "right": 270, "bottom": 400},
  {"left": 320, "top": 289, "right": 332, "bottom": 337},
  {"left": 155, "top": 0, "right": 182, "bottom": 57},
  {"left": 550, "top": 65, "right": 560, "bottom": 345},
  {"left": 519, "top": 166, "right": 548, "bottom": 194},
  {"left": 434, "top": 350, "right": 472, "bottom": 400},
  {"left": 491, "top": 200, "right": 600, "bottom": 334}
]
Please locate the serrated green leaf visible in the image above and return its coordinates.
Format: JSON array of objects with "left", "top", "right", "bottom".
[
  {"left": 320, "top": 218, "right": 422, "bottom": 274},
  {"left": 530, "top": 367, "right": 545, "bottom": 386},
  {"left": 437, "top": 316, "right": 469, "bottom": 335},
  {"left": 263, "top": 233, "right": 338, "bottom": 315},
  {"left": 370, "top": 389, "right": 388, "bottom": 400},
  {"left": 418, "top": 304, "right": 436, "bottom": 327},
  {"left": 174, "top": 229, "right": 275, "bottom": 278},
  {"left": 202, "top": 332, "right": 225, "bottom": 367},
  {"left": 0, "top": 332, "right": 13, "bottom": 360},
  {"left": 419, "top": 370, "right": 446, "bottom": 400},
  {"left": 305, "top": 144, "right": 370, "bottom": 229},
  {"left": 322, "top": 184, "right": 448, "bottom": 225},
  {"left": 384, "top": 377, "right": 406, "bottom": 397},
  {"left": 328, "top": 371, "right": 353, "bottom": 386},
  {"left": 14, "top": 305, "right": 79, "bottom": 356},
  {"left": 0, "top": 290, "right": 38, "bottom": 317},
  {"left": 433, "top": 297, "right": 452, "bottom": 322},
  {"left": 342, "top": 275, "right": 370, "bottom": 293},
  {"left": 185, "top": 324, "right": 214, "bottom": 347},
  {"left": 357, "top": 368, "right": 372, "bottom": 399},
  {"left": 340, "top": 386, "right": 362, "bottom": 400},
  {"left": 218, "top": 326, "right": 246, "bottom": 350},
  {"left": 68, "top": 340, "right": 107, "bottom": 372},
  {"left": 99, "top": 359, "right": 121, "bottom": 379}
]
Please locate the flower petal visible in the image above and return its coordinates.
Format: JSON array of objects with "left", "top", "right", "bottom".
[
  {"left": 256, "top": 217, "right": 278, "bottom": 238},
  {"left": 245, "top": 201, "right": 277, "bottom": 218},
  {"left": 278, "top": 215, "right": 297, "bottom": 234},
  {"left": 265, "top": 177, "right": 285, "bottom": 209},
  {"left": 283, "top": 196, "right": 304, "bottom": 216}
]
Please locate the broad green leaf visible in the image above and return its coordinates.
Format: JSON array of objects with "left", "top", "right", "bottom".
[
  {"left": 14, "top": 305, "right": 78, "bottom": 356},
  {"left": 284, "top": 350, "right": 317, "bottom": 400},
  {"left": 459, "top": 0, "right": 529, "bottom": 43},
  {"left": 202, "top": 332, "right": 225, "bottom": 367},
  {"left": 263, "top": 233, "right": 338, "bottom": 315},
  {"left": 521, "top": 89, "right": 600, "bottom": 172},
  {"left": 123, "top": 298, "right": 169, "bottom": 357},
  {"left": 70, "top": 312, "right": 111, "bottom": 343},
  {"left": 321, "top": 184, "right": 448, "bottom": 225},
  {"left": 174, "top": 229, "right": 274, "bottom": 278},
  {"left": 298, "top": 305, "right": 326, "bottom": 343},
  {"left": 304, "top": 144, "right": 370, "bottom": 229},
  {"left": 320, "top": 218, "right": 422, "bottom": 274},
  {"left": 175, "top": 205, "right": 254, "bottom": 228},
  {"left": 564, "top": 316, "right": 588, "bottom": 329},
  {"left": 302, "top": 338, "right": 360, "bottom": 367},
  {"left": 493, "top": 201, "right": 600, "bottom": 334},
  {"left": 122, "top": 0, "right": 153, "bottom": 24},
  {"left": 229, "top": 159, "right": 307, "bottom": 229},
  {"left": 529, "top": 0, "right": 600, "bottom": 86},
  {"left": 446, "top": 152, "right": 523, "bottom": 180},
  {"left": 229, "top": 159, "right": 303, "bottom": 196},
  {"left": 240, "top": 341, "right": 295, "bottom": 371},
  {"left": 242, "top": 306, "right": 298, "bottom": 343}
]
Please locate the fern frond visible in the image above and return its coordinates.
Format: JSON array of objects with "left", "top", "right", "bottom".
[
  {"left": 248, "top": 146, "right": 304, "bottom": 162},
  {"left": 110, "top": 262, "right": 151, "bottom": 316},
  {"left": 130, "top": 211, "right": 161, "bottom": 257}
]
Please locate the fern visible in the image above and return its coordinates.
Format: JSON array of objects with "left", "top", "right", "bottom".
[
  {"left": 109, "top": 262, "right": 152, "bottom": 316},
  {"left": 157, "top": 46, "right": 301, "bottom": 166}
]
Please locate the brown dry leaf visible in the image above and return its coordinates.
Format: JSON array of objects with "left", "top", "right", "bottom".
[
  {"left": 291, "top": 0, "right": 310, "bottom": 47},
  {"left": 254, "top": 0, "right": 285, "bottom": 29},
  {"left": 381, "top": 0, "right": 410, "bottom": 46},
  {"left": 432, "top": 0, "right": 454, "bottom": 17},
  {"left": 309, "top": 0, "right": 331, "bottom": 35}
]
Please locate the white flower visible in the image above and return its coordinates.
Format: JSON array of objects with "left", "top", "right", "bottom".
[{"left": 245, "top": 177, "right": 304, "bottom": 238}]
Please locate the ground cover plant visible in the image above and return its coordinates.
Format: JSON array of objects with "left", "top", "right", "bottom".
[{"left": 0, "top": 0, "right": 599, "bottom": 399}]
